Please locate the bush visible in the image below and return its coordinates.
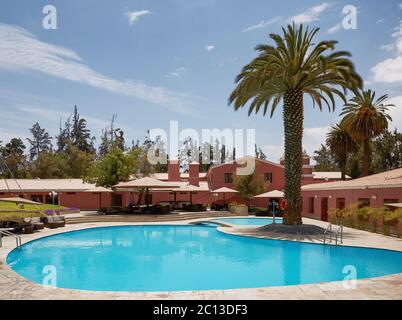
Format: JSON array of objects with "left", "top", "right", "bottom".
[
  {"left": 368, "top": 207, "right": 383, "bottom": 233},
  {"left": 383, "top": 209, "right": 402, "bottom": 237},
  {"left": 356, "top": 207, "right": 370, "bottom": 230}
]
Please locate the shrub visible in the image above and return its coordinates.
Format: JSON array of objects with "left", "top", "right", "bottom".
[
  {"left": 368, "top": 208, "right": 383, "bottom": 233},
  {"left": 356, "top": 207, "right": 370, "bottom": 230},
  {"left": 343, "top": 203, "right": 358, "bottom": 228},
  {"left": 383, "top": 209, "right": 402, "bottom": 237}
]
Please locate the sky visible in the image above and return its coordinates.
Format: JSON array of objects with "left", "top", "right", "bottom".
[{"left": 0, "top": 0, "right": 401, "bottom": 162}]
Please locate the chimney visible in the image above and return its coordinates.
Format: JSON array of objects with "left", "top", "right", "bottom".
[
  {"left": 302, "top": 152, "right": 313, "bottom": 175},
  {"left": 189, "top": 161, "right": 200, "bottom": 186},
  {"left": 168, "top": 160, "right": 180, "bottom": 181}
]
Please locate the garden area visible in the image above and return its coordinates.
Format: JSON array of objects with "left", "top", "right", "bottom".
[
  {"left": 328, "top": 204, "right": 402, "bottom": 237},
  {"left": 0, "top": 201, "right": 79, "bottom": 223}
]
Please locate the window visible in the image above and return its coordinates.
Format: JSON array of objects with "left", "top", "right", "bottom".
[
  {"left": 336, "top": 198, "right": 346, "bottom": 210},
  {"left": 264, "top": 173, "right": 273, "bottom": 183},
  {"left": 384, "top": 199, "right": 399, "bottom": 204},
  {"left": 308, "top": 197, "right": 315, "bottom": 213},
  {"left": 358, "top": 198, "right": 370, "bottom": 208},
  {"left": 224, "top": 173, "right": 233, "bottom": 183},
  {"left": 31, "top": 195, "right": 43, "bottom": 203}
]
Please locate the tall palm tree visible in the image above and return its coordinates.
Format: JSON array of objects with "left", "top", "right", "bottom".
[
  {"left": 326, "top": 123, "right": 356, "bottom": 180},
  {"left": 340, "top": 89, "right": 394, "bottom": 177},
  {"left": 229, "top": 24, "right": 362, "bottom": 225}
]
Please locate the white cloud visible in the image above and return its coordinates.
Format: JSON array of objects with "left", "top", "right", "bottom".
[
  {"left": 165, "top": 67, "right": 186, "bottom": 78},
  {"left": 205, "top": 45, "right": 215, "bottom": 51},
  {"left": 124, "top": 10, "right": 152, "bottom": 26},
  {"left": 262, "top": 144, "right": 284, "bottom": 162},
  {"left": 288, "top": 2, "right": 333, "bottom": 24},
  {"left": 371, "top": 21, "right": 402, "bottom": 83},
  {"left": 387, "top": 95, "right": 402, "bottom": 131},
  {"left": 0, "top": 23, "right": 200, "bottom": 114},
  {"left": 375, "top": 10, "right": 401, "bottom": 89},
  {"left": 303, "top": 126, "right": 330, "bottom": 156},
  {"left": 399, "top": 3, "right": 402, "bottom": 9},
  {"left": 327, "top": 22, "right": 342, "bottom": 34},
  {"left": 372, "top": 56, "right": 402, "bottom": 83},
  {"left": 380, "top": 44, "right": 394, "bottom": 52},
  {"left": 242, "top": 16, "right": 282, "bottom": 32}
]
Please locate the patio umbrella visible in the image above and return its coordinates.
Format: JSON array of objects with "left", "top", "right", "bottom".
[
  {"left": 178, "top": 184, "right": 204, "bottom": 205},
  {"left": 0, "top": 197, "right": 41, "bottom": 205},
  {"left": 212, "top": 187, "right": 239, "bottom": 206},
  {"left": 254, "top": 190, "right": 284, "bottom": 198},
  {"left": 114, "top": 177, "right": 180, "bottom": 207}
]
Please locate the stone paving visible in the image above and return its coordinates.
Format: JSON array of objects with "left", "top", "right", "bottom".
[{"left": 0, "top": 217, "right": 401, "bottom": 300}]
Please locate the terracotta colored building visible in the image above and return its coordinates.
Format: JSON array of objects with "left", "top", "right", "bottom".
[
  {"left": 0, "top": 179, "right": 112, "bottom": 210},
  {"left": 114, "top": 155, "right": 348, "bottom": 207},
  {"left": 301, "top": 168, "right": 402, "bottom": 221},
  {"left": 0, "top": 154, "right": 352, "bottom": 210}
]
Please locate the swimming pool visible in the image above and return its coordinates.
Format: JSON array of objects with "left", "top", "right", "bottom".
[
  {"left": 7, "top": 225, "right": 402, "bottom": 292},
  {"left": 213, "top": 217, "right": 282, "bottom": 226}
]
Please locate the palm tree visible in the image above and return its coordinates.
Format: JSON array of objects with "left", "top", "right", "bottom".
[
  {"left": 340, "top": 89, "right": 394, "bottom": 177},
  {"left": 326, "top": 123, "right": 356, "bottom": 180},
  {"left": 228, "top": 24, "right": 362, "bottom": 225}
]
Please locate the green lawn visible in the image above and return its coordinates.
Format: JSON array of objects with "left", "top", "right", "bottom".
[
  {"left": 0, "top": 202, "right": 63, "bottom": 211},
  {"left": 0, "top": 202, "right": 68, "bottom": 222}
]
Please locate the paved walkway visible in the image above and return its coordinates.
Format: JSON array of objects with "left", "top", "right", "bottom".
[{"left": 1, "top": 217, "right": 401, "bottom": 300}]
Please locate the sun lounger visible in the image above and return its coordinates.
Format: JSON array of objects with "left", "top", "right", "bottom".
[{"left": 46, "top": 216, "right": 66, "bottom": 229}]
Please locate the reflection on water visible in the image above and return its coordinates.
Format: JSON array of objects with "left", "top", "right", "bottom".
[{"left": 7, "top": 225, "right": 402, "bottom": 292}]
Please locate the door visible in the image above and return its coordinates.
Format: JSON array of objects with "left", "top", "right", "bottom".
[
  {"left": 112, "top": 194, "right": 122, "bottom": 207},
  {"left": 321, "top": 197, "right": 328, "bottom": 221}
]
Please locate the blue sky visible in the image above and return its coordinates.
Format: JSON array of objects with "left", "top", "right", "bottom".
[{"left": 0, "top": 0, "right": 401, "bottom": 161}]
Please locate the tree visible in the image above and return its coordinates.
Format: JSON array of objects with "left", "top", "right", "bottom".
[
  {"left": 0, "top": 138, "right": 28, "bottom": 178},
  {"left": 70, "top": 106, "right": 96, "bottom": 154},
  {"left": 86, "top": 146, "right": 142, "bottom": 188},
  {"left": 229, "top": 24, "right": 362, "bottom": 225},
  {"left": 56, "top": 116, "right": 71, "bottom": 152},
  {"left": 29, "top": 151, "right": 69, "bottom": 178},
  {"left": 98, "top": 115, "right": 125, "bottom": 156},
  {"left": 234, "top": 169, "right": 266, "bottom": 204},
  {"left": 27, "top": 122, "right": 52, "bottom": 160},
  {"left": 341, "top": 89, "right": 394, "bottom": 177},
  {"left": 371, "top": 129, "right": 402, "bottom": 172},
  {"left": 326, "top": 123, "right": 357, "bottom": 180},
  {"left": 64, "top": 143, "right": 94, "bottom": 178},
  {"left": 313, "top": 144, "right": 338, "bottom": 172}
]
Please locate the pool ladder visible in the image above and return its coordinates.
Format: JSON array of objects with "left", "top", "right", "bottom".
[
  {"left": 0, "top": 230, "right": 22, "bottom": 249},
  {"left": 323, "top": 223, "right": 343, "bottom": 245}
]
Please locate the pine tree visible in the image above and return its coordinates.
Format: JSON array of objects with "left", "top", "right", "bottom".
[{"left": 27, "top": 122, "right": 52, "bottom": 160}]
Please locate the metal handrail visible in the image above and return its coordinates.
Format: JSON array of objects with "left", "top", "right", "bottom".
[
  {"left": 0, "top": 230, "right": 22, "bottom": 248},
  {"left": 323, "top": 224, "right": 332, "bottom": 244},
  {"left": 335, "top": 224, "right": 343, "bottom": 245}
]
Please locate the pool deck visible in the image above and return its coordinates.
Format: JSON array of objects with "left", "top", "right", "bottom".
[{"left": 1, "top": 216, "right": 401, "bottom": 300}]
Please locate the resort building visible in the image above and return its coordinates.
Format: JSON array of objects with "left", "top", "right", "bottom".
[
  {"left": 0, "top": 153, "right": 358, "bottom": 210},
  {"left": 0, "top": 179, "right": 112, "bottom": 210},
  {"left": 301, "top": 168, "right": 402, "bottom": 221},
  {"left": 114, "top": 155, "right": 347, "bottom": 207}
]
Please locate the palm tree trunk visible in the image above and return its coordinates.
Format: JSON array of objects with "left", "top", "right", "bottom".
[
  {"left": 282, "top": 89, "right": 303, "bottom": 225},
  {"left": 362, "top": 139, "right": 370, "bottom": 177}
]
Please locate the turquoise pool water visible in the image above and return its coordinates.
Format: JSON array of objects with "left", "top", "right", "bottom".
[
  {"left": 7, "top": 225, "right": 402, "bottom": 292},
  {"left": 213, "top": 217, "right": 282, "bottom": 226}
]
